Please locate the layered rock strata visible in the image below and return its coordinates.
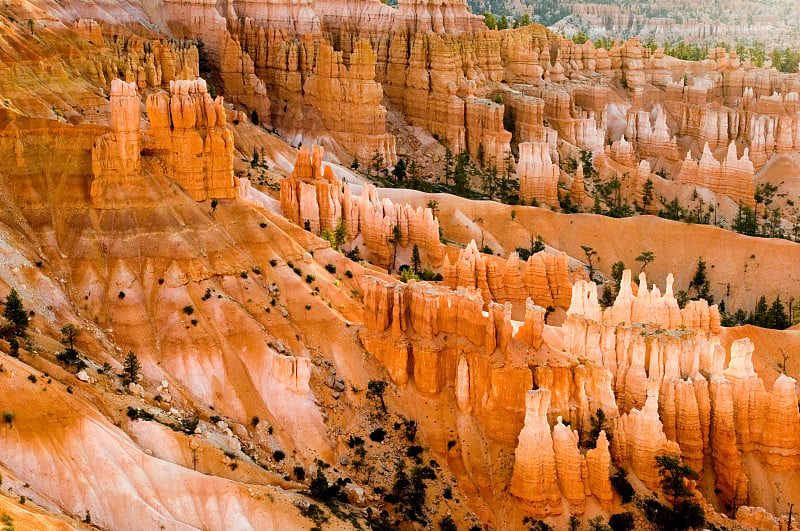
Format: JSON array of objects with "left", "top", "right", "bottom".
[
  {"left": 442, "top": 241, "right": 573, "bottom": 310},
  {"left": 517, "top": 142, "right": 559, "bottom": 207},
  {"left": 280, "top": 145, "right": 443, "bottom": 267}
]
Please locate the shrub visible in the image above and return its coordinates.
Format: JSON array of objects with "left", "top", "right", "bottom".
[
  {"left": 118, "top": 291, "right": 125, "bottom": 299},
  {"left": 182, "top": 306, "right": 194, "bottom": 315},
  {"left": 325, "top": 264, "right": 336, "bottom": 274},
  {"left": 406, "top": 445, "right": 423, "bottom": 459},
  {"left": 240, "top": 271, "right": 248, "bottom": 279},
  {"left": 2, "top": 412, "right": 14, "bottom": 426},
  {"left": 608, "top": 512, "right": 635, "bottom": 531},
  {"left": 273, "top": 450, "right": 285, "bottom": 461},
  {"left": 641, "top": 497, "right": 672, "bottom": 529},
  {"left": 611, "top": 469, "right": 635, "bottom": 503},
  {"left": 270, "top": 259, "right": 277, "bottom": 266},
  {"left": 345, "top": 270, "right": 353, "bottom": 278},
  {"left": 369, "top": 428, "right": 386, "bottom": 442},
  {"left": 347, "top": 435, "right": 365, "bottom": 448},
  {"left": 305, "top": 274, "right": 315, "bottom": 283},
  {"left": 181, "top": 416, "right": 199, "bottom": 434},
  {"left": 27, "top": 374, "right": 36, "bottom": 384},
  {"left": 293, "top": 466, "right": 305, "bottom": 481},
  {"left": 309, "top": 468, "right": 345, "bottom": 503},
  {"left": 299, "top": 502, "right": 328, "bottom": 526},
  {"left": 439, "top": 516, "right": 457, "bottom": 531}
]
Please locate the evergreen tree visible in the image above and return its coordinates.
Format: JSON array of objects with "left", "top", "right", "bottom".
[
  {"left": 482, "top": 163, "right": 498, "bottom": 199},
  {"left": 482, "top": 12, "right": 496, "bottom": 29},
  {"left": 333, "top": 217, "right": 348, "bottom": 250},
  {"left": 497, "top": 14, "right": 509, "bottom": 30},
  {"left": 366, "top": 380, "right": 388, "bottom": 413},
  {"left": 3, "top": 289, "right": 28, "bottom": 338},
  {"left": 752, "top": 295, "right": 769, "bottom": 327},
  {"left": 635, "top": 251, "right": 655, "bottom": 275},
  {"left": 642, "top": 179, "right": 654, "bottom": 210},
  {"left": 123, "top": 352, "right": 141, "bottom": 384},
  {"left": 611, "top": 261, "right": 626, "bottom": 290},
  {"left": 655, "top": 454, "right": 699, "bottom": 506},
  {"left": 411, "top": 244, "right": 421, "bottom": 275},
  {"left": 689, "top": 257, "right": 711, "bottom": 301},
  {"left": 733, "top": 203, "right": 758, "bottom": 236},
  {"left": 443, "top": 147, "right": 454, "bottom": 186},
  {"left": 767, "top": 295, "right": 789, "bottom": 330},
  {"left": 453, "top": 150, "right": 472, "bottom": 194},
  {"left": 392, "top": 158, "right": 407, "bottom": 181},
  {"left": 408, "top": 160, "right": 421, "bottom": 182},
  {"left": 371, "top": 150, "right": 385, "bottom": 177}
]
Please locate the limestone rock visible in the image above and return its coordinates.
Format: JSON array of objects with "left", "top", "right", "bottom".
[
  {"left": 517, "top": 142, "right": 559, "bottom": 207},
  {"left": 510, "top": 389, "right": 562, "bottom": 516}
]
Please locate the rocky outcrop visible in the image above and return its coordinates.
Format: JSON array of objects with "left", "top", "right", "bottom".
[
  {"left": 517, "top": 142, "right": 559, "bottom": 207},
  {"left": 272, "top": 354, "right": 311, "bottom": 395},
  {"left": 626, "top": 106, "right": 680, "bottom": 161},
  {"left": 510, "top": 389, "right": 562, "bottom": 516},
  {"left": 465, "top": 96, "right": 512, "bottom": 164},
  {"left": 90, "top": 37, "right": 199, "bottom": 90},
  {"left": 144, "top": 79, "right": 239, "bottom": 201},
  {"left": 280, "top": 146, "right": 443, "bottom": 267},
  {"left": 91, "top": 79, "right": 142, "bottom": 202},
  {"left": 611, "top": 388, "right": 681, "bottom": 488},
  {"left": 93, "top": 79, "right": 237, "bottom": 205},
  {"left": 677, "top": 142, "right": 755, "bottom": 207},
  {"left": 585, "top": 431, "right": 613, "bottom": 511},
  {"left": 303, "top": 40, "right": 396, "bottom": 166},
  {"left": 442, "top": 241, "right": 573, "bottom": 310}
]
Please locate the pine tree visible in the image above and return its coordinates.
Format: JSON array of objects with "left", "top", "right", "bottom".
[
  {"left": 333, "top": 217, "right": 348, "bottom": 250},
  {"left": 443, "top": 147, "right": 454, "bottom": 186},
  {"left": 453, "top": 150, "right": 471, "bottom": 194},
  {"left": 392, "top": 158, "right": 407, "bottom": 181},
  {"left": 3, "top": 289, "right": 28, "bottom": 338},
  {"left": 123, "top": 352, "right": 141, "bottom": 384},
  {"left": 411, "top": 244, "right": 421, "bottom": 275},
  {"left": 767, "top": 295, "right": 789, "bottom": 330}
]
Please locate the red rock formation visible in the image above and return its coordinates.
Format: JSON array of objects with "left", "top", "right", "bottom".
[
  {"left": 465, "top": 96, "right": 512, "bottom": 164},
  {"left": 303, "top": 39, "right": 396, "bottom": 166},
  {"left": 144, "top": 79, "right": 239, "bottom": 201},
  {"left": 517, "top": 142, "right": 559, "bottom": 207},
  {"left": 569, "top": 163, "right": 586, "bottom": 208},
  {"left": 91, "top": 79, "right": 142, "bottom": 203},
  {"left": 611, "top": 388, "right": 681, "bottom": 488},
  {"left": 552, "top": 418, "right": 587, "bottom": 513},
  {"left": 510, "top": 389, "right": 562, "bottom": 516},
  {"left": 359, "top": 276, "right": 539, "bottom": 442},
  {"left": 585, "top": 431, "right": 613, "bottom": 511},
  {"left": 442, "top": 242, "right": 573, "bottom": 310},
  {"left": 272, "top": 354, "right": 311, "bottom": 395},
  {"left": 626, "top": 106, "right": 679, "bottom": 161},
  {"left": 279, "top": 146, "right": 443, "bottom": 267},
  {"left": 677, "top": 142, "right": 755, "bottom": 207}
]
